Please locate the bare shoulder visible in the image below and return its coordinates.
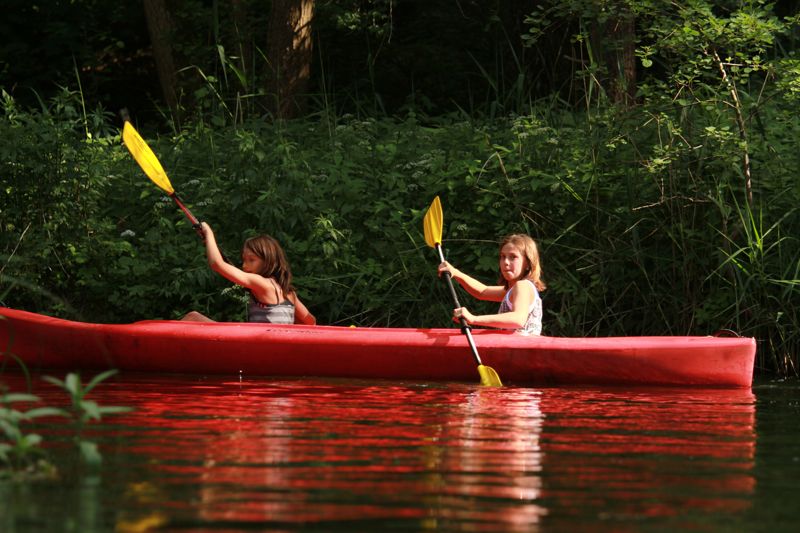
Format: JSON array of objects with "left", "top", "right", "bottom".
[
  {"left": 247, "top": 275, "right": 281, "bottom": 304},
  {"left": 511, "top": 280, "right": 536, "bottom": 300},
  {"left": 288, "top": 290, "right": 308, "bottom": 307}
]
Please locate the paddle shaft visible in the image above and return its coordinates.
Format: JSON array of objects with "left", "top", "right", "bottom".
[
  {"left": 171, "top": 196, "right": 231, "bottom": 262},
  {"left": 170, "top": 192, "right": 203, "bottom": 236},
  {"left": 435, "top": 243, "right": 485, "bottom": 366}
]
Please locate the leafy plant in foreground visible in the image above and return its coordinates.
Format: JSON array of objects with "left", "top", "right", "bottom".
[
  {"left": 42, "top": 370, "right": 132, "bottom": 467},
  {"left": 0, "top": 389, "right": 61, "bottom": 478},
  {"left": 2, "top": 370, "right": 132, "bottom": 477}
]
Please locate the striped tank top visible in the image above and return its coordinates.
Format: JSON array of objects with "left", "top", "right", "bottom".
[{"left": 247, "top": 294, "right": 295, "bottom": 324}]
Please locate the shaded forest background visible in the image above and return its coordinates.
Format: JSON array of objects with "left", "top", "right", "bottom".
[{"left": 2, "top": 0, "right": 800, "bottom": 375}]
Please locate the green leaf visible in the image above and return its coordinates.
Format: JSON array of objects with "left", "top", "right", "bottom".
[
  {"left": 24, "top": 407, "right": 69, "bottom": 419},
  {"left": 80, "top": 400, "right": 102, "bottom": 421},
  {"left": 84, "top": 369, "right": 119, "bottom": 395},
  {"left": 65, "top": 373, "right": 82, "bottom": 398},
  {"left": 22, "top": 433, "right": 42, "bottom": 447},
  {"left": 42, "top": 376, "right": 66, "bottom": 389},
  {"left": 79, "top": 440, "right": 102, "bottom": 467},
  {"left": 1, "top": 393, "right": 40, "bottom": 404},
  {"left": 0, "top": 420, "right": 21, "bottom": 440}
]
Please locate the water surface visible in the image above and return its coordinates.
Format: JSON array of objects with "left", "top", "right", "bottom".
[{"left": 1, "top": 373, "right": 797, "bottom": 532}]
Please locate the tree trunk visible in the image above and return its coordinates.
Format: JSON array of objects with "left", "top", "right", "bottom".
[
  {"left": 612, "top": 12, "right": 637, "bottom": 106},
  {"left": 143, "top": 0, "right": 180, "bottom": 123},
  {"left": 266, "top": 0, "right": 315, "bottom": 119},
  {"left": 590, "top": 6, "right": 637, "bottom": 107}
]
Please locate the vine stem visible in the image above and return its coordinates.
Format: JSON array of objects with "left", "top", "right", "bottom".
[{"left": 712, "top": 48, "right": 753, "bottom": 207}]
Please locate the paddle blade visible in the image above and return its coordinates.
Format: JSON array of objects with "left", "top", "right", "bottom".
[
  {"left": 122, "top": 122, "right": 175, "bottom": 195},
  {"left": 423, "top": 196, "right": 443, "bottom": 248},
  {"left": 478, "top": 365, "right": 503, "bottom": 387}
]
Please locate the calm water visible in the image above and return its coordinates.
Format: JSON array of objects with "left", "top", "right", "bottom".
[{"left": 1, "top": 373, "right": 799, "bottom": 532}]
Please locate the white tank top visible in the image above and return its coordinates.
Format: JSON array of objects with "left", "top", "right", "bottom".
[{"left": 498, "top": 279, "right": 542, "bottom": 335}]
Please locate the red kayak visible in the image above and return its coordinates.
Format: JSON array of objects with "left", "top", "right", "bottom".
[{"left": 0, "top": 307, "right": 755, "bottom": 387}]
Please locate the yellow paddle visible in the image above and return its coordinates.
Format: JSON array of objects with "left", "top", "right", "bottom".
[
  {"left": 120, "top": 110, "right": 202, "bottom": 237},
  {"left": 424, "top": 196, "right": 502, "bottom": 387}
]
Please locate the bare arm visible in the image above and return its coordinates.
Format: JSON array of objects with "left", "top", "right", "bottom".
[
  {"left": 455, "top": 281, "right": 534, "bottom": 329},
  {"left": 438, "top": 261, "right": 505, "bottom": 302},
  {"left": 289, "top": 293, "right": 316, "bottom": 325},
  {"left": 200, "top": 223, "right": 275, "bottom": 299}
]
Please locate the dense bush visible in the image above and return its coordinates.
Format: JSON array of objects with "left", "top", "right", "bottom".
[{"left": 1, "top": 86, "right": 798, "bottom": 374}]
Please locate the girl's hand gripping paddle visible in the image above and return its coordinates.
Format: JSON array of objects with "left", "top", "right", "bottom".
[{"left": 424, "top": 196, "right": 503, "bottom": 387}]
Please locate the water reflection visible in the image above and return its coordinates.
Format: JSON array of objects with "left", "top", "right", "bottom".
[
  {"left": 111, "top": 382, "right": 547, "bottom": 530},
  {"left": 537, "top": 389, "right": 755, "bottom": 529},
  {"left": 0, "top": 374, "right": 755, "bottom": 531}
]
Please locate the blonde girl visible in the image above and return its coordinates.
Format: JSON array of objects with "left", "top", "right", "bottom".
[
  {"left": 182, "top": 222, "right": 315, "bottom": 324},
  {"left": 438, "top": 234, "right": 545, "bottom": 335}
]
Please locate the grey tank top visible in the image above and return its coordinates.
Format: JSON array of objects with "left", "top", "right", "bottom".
[{"left": 247, "top": 293, "right": 295, "bottom": 324}]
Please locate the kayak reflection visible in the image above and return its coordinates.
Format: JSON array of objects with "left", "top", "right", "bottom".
[{"left": 104, "top": 378, "right": 754, "bottom": 531}]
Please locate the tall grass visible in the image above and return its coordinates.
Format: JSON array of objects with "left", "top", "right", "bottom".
[{"left": 712, "top": 199, "right": 800, "bottom": 374}]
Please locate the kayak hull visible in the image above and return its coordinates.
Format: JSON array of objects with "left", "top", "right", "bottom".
[{"left": 1, "top": 307, "right": 755, "bottom": 387}]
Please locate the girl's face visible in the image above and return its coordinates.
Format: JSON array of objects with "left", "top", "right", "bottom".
[
  {"left": 499, "top": 243, "right": 528, "bottom": 283},
  {"left": 242, "top": 249, "right": 265, "bottom": 274}
]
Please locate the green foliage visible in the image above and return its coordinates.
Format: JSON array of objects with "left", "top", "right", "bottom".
[
  {"left": 42, "top": 370, "right": 131, "bottom": 467},
  {"left": 0, "top": 88, "right": 130, "bottom": 317},
  {"left": 710, "top": 199, "right": 800, "bottom": 374},
  {"left": 0, "top": 390, "right": 62, "bottom": 476},
  {"left": 2, "top": 1, "right": 800, "bottom": 376},
  {"left": 2, "top": 81, "right": 800, "bottom": 373},
  {"left": 1, "top": 370, "right": 130, "bottom": 477}
]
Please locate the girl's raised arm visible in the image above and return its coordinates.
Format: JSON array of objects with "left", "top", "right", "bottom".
[{"left": 200, "top": 223, "right": 272, "bottom": 294}]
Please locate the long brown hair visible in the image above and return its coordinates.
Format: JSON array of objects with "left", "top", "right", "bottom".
[
  {"left": 243, "top": 235, "right": 294, "bottom": 295},
  {"left": 498, "top": 234, "right": 546, "bottom": 291}
]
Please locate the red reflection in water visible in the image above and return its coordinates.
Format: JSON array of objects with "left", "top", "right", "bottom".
[
  {"left": 536, "top": 389, "right": 755, "bottom": 525},
  {"left": 6, "top": 374, "right": 755, "bottom": 531},
  {"left": 118, "top": 382, "right": 549, "bottom": 528}
]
